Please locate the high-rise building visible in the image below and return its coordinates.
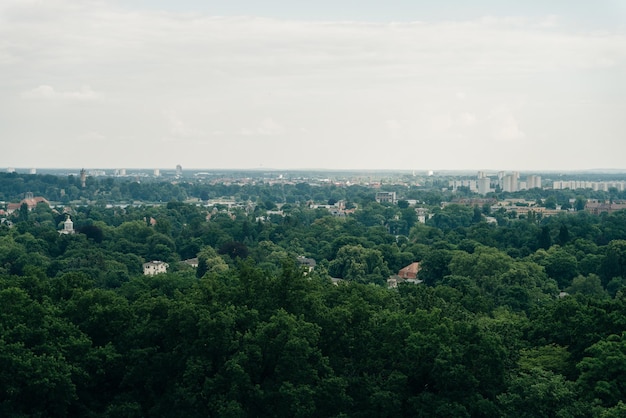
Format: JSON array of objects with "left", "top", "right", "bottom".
[
  {"left": 502, "top": 174, "right": 518, "bottom": 192},
  {"left": 527, "top": 175, "right": 541, "bottom": 189},
  {"left": 477, "top": 177, "right": 491, "bottom": 195},
  {"left": 176, "top": 164, "right": 182, "bottom": 177}
]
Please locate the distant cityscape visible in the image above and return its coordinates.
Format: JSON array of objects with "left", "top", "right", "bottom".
[
  {"left": 4, "top": 166, "right": 626, "bottom": 194},
  {"left": 450, "top": 171, "right": 626, "bottom": 195}
]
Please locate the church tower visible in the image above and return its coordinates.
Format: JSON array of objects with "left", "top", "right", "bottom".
[{"left": 59, "top": 215, "right": 75, "bottom": 235}]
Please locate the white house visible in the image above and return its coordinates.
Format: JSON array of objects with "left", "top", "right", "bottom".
[{"left": 143, "top": 260, "right": 169, "bottom": 275}]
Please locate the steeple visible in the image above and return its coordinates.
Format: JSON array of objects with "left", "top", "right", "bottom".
[{"left": 59, "top": 214, "right": 75, "bottom": 235}]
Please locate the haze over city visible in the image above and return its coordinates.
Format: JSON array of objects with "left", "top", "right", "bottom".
[{"left": 1, "top": 0, "right": 625, "bottom": 171}]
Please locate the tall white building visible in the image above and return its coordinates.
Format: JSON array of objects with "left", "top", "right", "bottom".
[
  {"left": 498, "top": 171, "right": 519, "bottom": 192},
  {"left": 477, "top": 177, "right": 491, "bottom": 195},
  {"left": 527, "top": 175, "right": 541, "bottom": 189}
]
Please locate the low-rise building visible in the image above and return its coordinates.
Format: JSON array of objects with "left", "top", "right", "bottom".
[
  {"left": 585, "top": 201, "right": 626, "bottom": 215},
  {"left": 182, "top": 258, "right": 199, "bottom": 268},
  {"left": 143, "top": 260, "right": 169, "bottom": 275},
  {"left": 376, "top": 191, "right": 397, "bottom": 204},
  {"left": 297, "top": 256, "right": 317, "bottom": 275},
  {"left": 398, "top": 262, "right": 420, "bottom": 280},
  {"left": 6, "top": 193, "right": 50, "bottom": 214},
  {"left": 388, "top": 262, "right": 422, "bottom": 288}
]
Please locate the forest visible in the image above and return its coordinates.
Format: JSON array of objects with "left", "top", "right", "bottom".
[{"left": 2, "top": 174, "right": 626, "bottom": 416}]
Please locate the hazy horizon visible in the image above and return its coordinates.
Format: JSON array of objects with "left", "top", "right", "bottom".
[
  {"left": 4, "top": 166, "right": 626, "bottom": 176},
  {"left": 2, "top": 1, "right": 625, "bottom": 171}
]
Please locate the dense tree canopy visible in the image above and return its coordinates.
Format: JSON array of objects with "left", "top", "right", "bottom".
[{"left": 2, "top": 174, "right": 626, "bottom": 416}]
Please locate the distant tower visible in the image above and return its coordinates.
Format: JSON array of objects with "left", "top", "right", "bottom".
[
  {"left": 59, "top": 215, "right": 75, "bottom": 235},
  {"left": 80, "top": 168, "right": 86, "bottom": 188},
  {"left": 527, "top": 175, "right": 541, "bottom": 189},
  {"left": 477, "top": 177, "right": 491, "bottom": 195},
  {"left": 176, "top": 164, "right": 182, "bottom": 178},
  {"left": 154, "top": 168, "right": 160, "bottom": 177},
  {"left": 30, "top": 168, "right": 37, "bottom": 174}
]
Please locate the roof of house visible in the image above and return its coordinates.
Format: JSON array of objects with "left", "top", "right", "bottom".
[
  {"left": 297, "top": 256, "right": 317, "bottom": 268},
  {"left": 143, "top": 260, "right": 169, "bottom": 267},
  {"left": 182, "top": 258, "right": 199, "bottom": 267},
  {"left": 7, "top": 196, "right": 50, "bottom": 212},
  {"left": 398, "top": 262, "right": 420, "bottom": 279}
]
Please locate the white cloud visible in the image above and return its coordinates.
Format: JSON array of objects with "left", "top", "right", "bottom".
[
  {"left": 163, "top": 110, "right": 201, "bottom": 138},
  {"left": 385, "top": 119, "right": 404, "bottom": 138},
  {"left": 1, "top": 0, "right": 625, "bottom": 169},
  {"left": 20, "top": 85, "right": 99, "bottom": 100},
  {"left": 80, "top": 131, "right": 106, "bottom": 142},
  {"left": 240, "top": 118, "right": 285, "bottom": 136},
  {"left": 458, "top": 112, "right": 477, "bottom": 126},
  {"left": 488, "top": 107, "right": 525, "bottom": 142}
]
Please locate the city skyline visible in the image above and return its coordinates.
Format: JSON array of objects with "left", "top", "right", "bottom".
[{"left": 1, "top": 0, "right": 625, "bottom": 171}]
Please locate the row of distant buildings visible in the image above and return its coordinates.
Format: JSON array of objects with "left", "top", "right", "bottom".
[
  {"left": 552, "top": 180, "right": 626, "bottom": 192},
  {"left": 450, "top": 172, "right": 542, "bottom": 195},
  {"left": 449, "top": 171, "right": 626, "bottom": 195}
]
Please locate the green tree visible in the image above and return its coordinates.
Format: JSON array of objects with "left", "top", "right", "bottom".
[
  {"left": 418, "top": 249, "right": 453, "bottom": 286},
  {"left": 544, "top": 196, "right": 557, "bottom": 210},
  {"left": 541, "top": 246, "right": 579, "bottom": 289},
  {"left": 566, "top": 274, "right": 608, "bottom": 298},
  {"left": 600, "top": 240, "right": 626, "bottom": 287},
  {"left": 577, "top": 332, "right": 626, "bottom": 408},
  {"left": 196, "top": 246, "right": 229, "bottom": 278},
  {"left": 538, "top": 226, "right": 552, "bottom": 250},
  {"left": 497, "top": 368, "right": 579, "bottom": 418},
  {"left": 328, "top": 244, "right": 389, "bottom": 285}
]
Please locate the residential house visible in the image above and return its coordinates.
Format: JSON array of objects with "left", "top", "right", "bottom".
[
  {"left": 398, "top": 262, "right": 420, "bottom": 280},
  {"left": 182, "top": 258, "right": 199, "bottom": 268},
  {"left": 375, "top": 191, "right": 397, "bottom": 204},
  {"left": 388, "top": 262, "right": 422, "bottom": 288},
  {"left": 6, "top": 193, "right": 50, "bottom": 214},
  {"left": 143, "top": 260, "right": 169, "bottom": 275},
  {"left": 297, "top": 256, "right": 317, "bottom": 275}
]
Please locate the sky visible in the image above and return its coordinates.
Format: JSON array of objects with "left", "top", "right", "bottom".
[{"left": 1, "top": 0, "right": 625, "bottom": 171}]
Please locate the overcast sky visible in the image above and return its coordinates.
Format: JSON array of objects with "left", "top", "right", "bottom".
[{"left": 1, "top": 0, "right": 625, "bottom": 171}]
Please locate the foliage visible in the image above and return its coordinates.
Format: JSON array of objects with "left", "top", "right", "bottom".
[{"left": 2, "top": 175, "right": 626, "bottom": 416}]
